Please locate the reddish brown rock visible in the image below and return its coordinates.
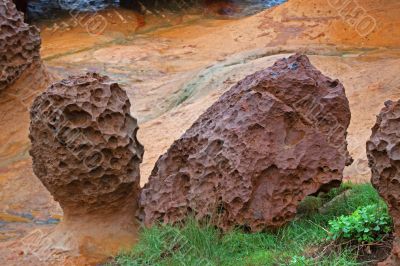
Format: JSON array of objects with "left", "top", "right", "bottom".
[
  {"left": 0, "top": 0, "right": 40, "bottom": 91},
  {"left": 366, "top": 100, "right": 400, "bottom": 265},
  {"left": 140, "top": 54, "right": 352, "bottom": 231},
  {"left": 28, "top": 73, "right": 144, "bottom": 260},
  {"left": 29, "top": 72, "right": 144, "bottom": 216}
]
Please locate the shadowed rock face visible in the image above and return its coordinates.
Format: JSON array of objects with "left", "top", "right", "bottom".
[
  {"left": 139, "top": 54, "right": 352, "bottom": 232},
  {"left": 29, "top": 73, "right": 144, "bottom": 217},
  {"left": 13, "top": 0, "right": 28, "bottom": 14},
  {"left": 367, "top": 100, "right": 400, "bottom": 265},
  {"left": 0, "top": 0, "right": 40, "bottom": 91}
]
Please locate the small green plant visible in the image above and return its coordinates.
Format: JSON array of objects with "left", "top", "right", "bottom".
[
  {"left": 289, "top": 255, "right": 312, "bottom": 265},
  {"left": 328, "top": 204, "right": 392, "bottom": 243}
]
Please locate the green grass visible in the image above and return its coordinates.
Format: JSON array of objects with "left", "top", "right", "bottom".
[{"left": 113, "top": 183, "right": 390, "bottom": 266}]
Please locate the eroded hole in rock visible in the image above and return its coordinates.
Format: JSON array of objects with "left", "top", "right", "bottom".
[
  {"left": 64, "top": 106, "right": 92, "bottom": 127},
  {"left": 390, "top": 143, "right": 400, "bottom": 160},
  {"left": 89, "top": 166, "right": 104, "bottom": 178},
  {"left": 58, "top": 161, "right": 67, "bottom": 169}
]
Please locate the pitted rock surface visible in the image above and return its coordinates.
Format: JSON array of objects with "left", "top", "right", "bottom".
[
  {"left": 140, "top": 54, "right": 352, "bottom": 231},
  {"left": 0, "top": 0, "right": 40, "bottom": 91},
  {"left": 29, "top": 73, "right": 144, "bottom": 216},
  {"left": 367, "top": 100, "right": 400, "bottom": 265}
]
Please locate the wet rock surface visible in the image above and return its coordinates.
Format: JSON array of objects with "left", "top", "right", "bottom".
[
  {"left": 140, "top": 54, "right": 352, "bottom": 231},
  {"left": 29, "top": 72, "right": 144, "bottom": 216},
  {"left": 367, "top": 100, "right": 400, "bottom": 265},
  {"left": 0, "top": 0, "right": 40, "bottom": 91},
  {"left": 25, "top": 0, "right": 286, "bottom": 20}
]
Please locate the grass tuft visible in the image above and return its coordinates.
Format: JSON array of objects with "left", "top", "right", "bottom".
[{"left": 113, "top": 183, "right": 391, "bottom": 266}]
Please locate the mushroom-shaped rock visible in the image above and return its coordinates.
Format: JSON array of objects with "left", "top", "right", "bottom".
[
  {"left": 367, "top": 99, "right": 400, "bottom": 265},
  {"left": 139, "top": 54, "right": 352, "bottom": 232},
  {"left": 29, "top": 73, "right": 144, "bottom": 259},
  {"left": 0, "top": 0, "right": 40, "bottom": 91}
]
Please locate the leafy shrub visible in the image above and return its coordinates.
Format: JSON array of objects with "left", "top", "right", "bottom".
[{"left": 328, "top": 204, "right": 392, "bottom": 243}]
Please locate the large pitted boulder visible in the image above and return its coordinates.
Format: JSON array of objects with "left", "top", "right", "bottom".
[
  {"left": 367, "top": 100, "right": 400, "bottom": 265},
  {"left": 29, "top": 73, "right": 144, "bottom": 258},
  {"left": 140, "top": 54, "right": 352, "bottom": 231},
  {"left": 0, "top": 0, "right": 40, "bottom": 91}
]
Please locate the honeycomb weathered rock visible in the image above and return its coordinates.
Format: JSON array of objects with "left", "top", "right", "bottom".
[
  {"left": 0, "top": 0, "right": 41, "bottom": 91},
  {"left": 139, "top": 54, "right": 352, "bottom": 231},
  {"left": 366, "top": 99, "right": 400, "bottom": 265},
  {"left": 29, "top": 73, "right": 144, "bottom": 216}
]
